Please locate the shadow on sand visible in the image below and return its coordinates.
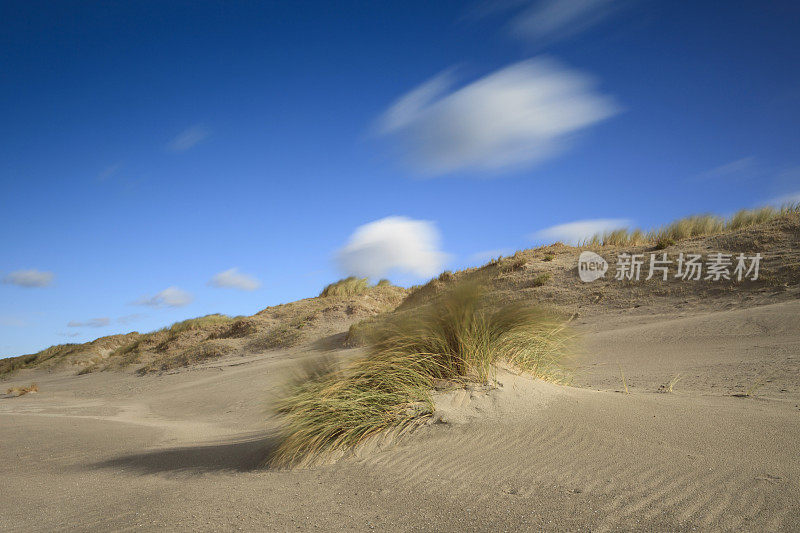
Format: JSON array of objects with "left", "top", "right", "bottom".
[{"left": 91, "top": 434, "right": 279, "bottom": 474}]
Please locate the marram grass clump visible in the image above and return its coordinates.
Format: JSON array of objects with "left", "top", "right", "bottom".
[
  {"left": 319, "top": 277, "right": 370, "bottom": 298},
  {"left": 269, "top": 282, "right": 571, "bottom": 467}
]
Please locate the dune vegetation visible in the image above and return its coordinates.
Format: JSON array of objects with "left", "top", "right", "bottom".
[
  {"left": 270, "top": 282, "right": 571, "bottom": 466},
  {"left": 582, "top": 203, "right": 800, "bottom": 247},
  {"left": 319, "top": 277, "right": 371, "bottom": 298},
  {"left": 5, "top": 383, "right": 38, "bottom": 396}
]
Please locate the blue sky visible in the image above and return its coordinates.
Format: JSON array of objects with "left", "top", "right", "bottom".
[{"left": 2, "top": 1, "right": 799, "bottom": 357}]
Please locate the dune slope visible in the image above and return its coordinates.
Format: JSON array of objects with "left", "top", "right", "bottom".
[{"left": 1, "top": 299, "right": 799, "bottom": 531}]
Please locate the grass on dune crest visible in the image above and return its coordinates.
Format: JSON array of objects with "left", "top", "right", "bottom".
[
  {"left": 161, "top": 314, "right": 233, "bottom": 335},
  {"left": 319, "top": 277, "right": 371, "bottom": 298},
  {"left": 269, "top": 282, "right": 571, "bottom": 467},
  {"left": 582, "top": 203, "right": 800, "bottom": 247}
]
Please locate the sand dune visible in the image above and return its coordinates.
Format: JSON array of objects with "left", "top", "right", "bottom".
[{"left": 2, "top": 299, "right": 798, "bottom": 531}]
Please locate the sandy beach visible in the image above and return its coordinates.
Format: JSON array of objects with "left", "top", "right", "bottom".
[{"left": 3, "top": 298, "right": 798, "bottom": 532}]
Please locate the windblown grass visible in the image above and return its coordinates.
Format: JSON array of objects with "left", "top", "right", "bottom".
[
  {"left": 163, "top": 314, "right": 233, "bottom": 335},
  {"left": 320, "top": 277, "right": 370, "bottom": 298},
  {"left": 6, "top": 383, "right": 38, "bottom": 396},
  {"left": 583, "top": 203, "right": 800, "bottom": 247},
  {"left": 270, "top": 282, "right": 571, "bottom": 466}
]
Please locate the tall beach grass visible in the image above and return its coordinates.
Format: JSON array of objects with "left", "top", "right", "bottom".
[
  {"left": 583, "top": 203, "right": 800, "bottom": 247},
  {"left": 270, "top": 282, "right": 570, "bottom": 466}
]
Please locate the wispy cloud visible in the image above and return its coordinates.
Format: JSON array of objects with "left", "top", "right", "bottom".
[
  {"left": 97, "top": 163, "right": 121, "bottom": 181},
  {"left": 468, "top": 248, "right": 514, "bottom": 264},
  {"left": 696, "top": 157, "right": 758, "bottom": 181},
  {"left": 117, "top": 313, "right": 145, "bottom": 325},
  {"left": 59, "top": 332, "right": 81, "bottom": 338},
  {"left": 508, "top": 0, "right": 624, "bottom": 44},
  {"left": 375, "top": 58, "right": 619, "bottom": 176},
  {"left": 0, "top": 315, "right": 27, "bottom": 327},
  {"left": 770, "top": 191, "right": 800, "bottom": 205},
  {"left": 167, "top": 125, "right": 211, "bottom": 152},
  {"left": 531, "top": 218, "right": 631, "bottom": 245},
  {"left": 3, "top": 269, "right": 54, "bottom": 288},
  {"left": 337, "top": 216, "right": 448, "bottom": 279},
  {"left": 67, "top": 317, "right": 110, "bottom": 328},
  {"left": 208, "top": 268, "right": 262, "bottom": 291},
  {"left": 134, "top": 286, "right": 193, "bottom": 308}
]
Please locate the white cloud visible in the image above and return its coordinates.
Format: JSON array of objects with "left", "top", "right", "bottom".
[
  {"left": 167, "top": 125, "right": 211, "bottom": 152},
  {"left": 509, "top": 0, "right": 622, "bottom": 44},
  {"left": 3, "top": 269, "right": 54, "bottom": 288},
  {"left": 135, "top": 286, "right": 193, "bottom": 308},
  {"left": 376, "top": 58, "right": 619, "bottom": 175},
  {"left": 117, "top": 313, "right": 145, "bottom": 325},
  {"left": 67, "top": 317, "right": 110, "bottom": 328},
  {"left": 208, "top": 268, "right": 262, "bottom": 291},
  {"left": 531, "top": 218, "right": 631, "bottom": 244},
  {"left": 337, "top": 216, "right": 447, "bottom": 279}
]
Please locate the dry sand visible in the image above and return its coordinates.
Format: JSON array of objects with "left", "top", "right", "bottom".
[{"left": 2, "top": 298, "right": 799, "bottom": 532}]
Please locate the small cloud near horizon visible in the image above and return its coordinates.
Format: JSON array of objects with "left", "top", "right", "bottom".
[
  {"left": 337, "top": 216, "right": 448, "bottom": 279},
  {"left": 134, "top": 286, "right": 193, "bottom": 308},
  {"left": 117, "top": 313, "right": 145, "bottom": 325},
  {"left": 208, "top": 268, "right": 262, "bottom": 291},
  {"left": 531, "top": 218, "right": 631, "bottom": 245},
  {"left": 770, "top": 191, "right": 800, "bottom": 206},
  {"left": 375, "top": 58, "right": 619, "bottom": 176},
  {"left": 67, "top": 317, "right": 110, "bottom": 328},
  {"left": 468, "top": 248, "right": 514, "bottom": 264},
  {"left": 167, "top": 125, "right": 211, "bottom": 152},
  {"left": 3, "top": 269, "right": 54, "bottom": 288}
]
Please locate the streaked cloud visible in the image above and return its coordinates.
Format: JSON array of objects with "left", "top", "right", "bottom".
[
  {"left": 337, "top": 216, "right": 447, "bottom": 279},
  {"left": 134, "top": 286, "right": 193, "bottom": 308},
  {"left": 208, "top": 268, "right": 262, "bottom": 291},
  {"left": 770, "top": 191, "right": 800, "bottom": 206},
  {"left": 97, "top": 163, "right": 121, "bottom": 181},
  {"left": 0, "top": 315, "right": 27, "bottom": 327},
  {"left": 167, "top": 125, "right": 211, "bottom": 152},
  {"left": 117, "top": 313, "right": 146, "bottom": 325},
  {"left": 67, "top": 317, "right": 110, "bottom": 328},
  {"left": 468, "top": 248, "right": 514, "bottom": 264},
  {"left": 531, "top": 218, "right": 631, "bottom": 245},
  {"left": 376, "top": 58, "right": 619, "bottom": 175},
  {"left": 508, "top": 0, "right": 623, "bottom": 44},
  {"left": 3, "top": 269, "right": 55, "bottom": 288},
  {"left": 696, "top": 157, "right": 757, "bottom": 181}
]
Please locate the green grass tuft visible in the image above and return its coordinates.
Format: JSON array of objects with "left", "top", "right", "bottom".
[
  {"left": 320, "top": 277, "right": 370, "bottom": 298},
  {"left": 531, "top": 272, "right": 552, "bottom": 287},
  {"left": 270, "top": 282, "right": 570, "bottom": 466}
]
